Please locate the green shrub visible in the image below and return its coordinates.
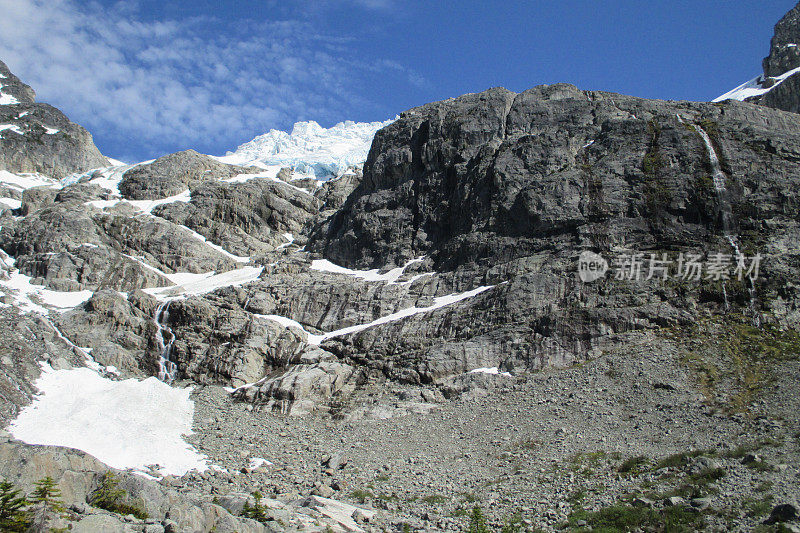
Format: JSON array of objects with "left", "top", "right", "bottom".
[
  {"left": 349, "top": 489, "right": 373, "bottom": 504},
  {"left": 88, "top": 473, "right": 148, "bottom": 519},
  {"left": 421, "top": 494, "right": 447, "bottom": 505},
  {"left": 617, "top": 455, "right": 650, "bottom": 474},
  {"left": 569, "top": 503, "right": 703, "bottom": 532},
  {"left": 654, "top": 450, "right": 712, "bottom": 470},
  {"left": 500, "top": 512, "right": 524, "bottom": 533}
]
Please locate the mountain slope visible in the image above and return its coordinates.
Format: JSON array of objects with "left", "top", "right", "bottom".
[
  {"left": 0, "top": 60, "right": 108, "bottom": 178},
  {"left": 1, "top": 12, "right": 800, "bottom": 533}
]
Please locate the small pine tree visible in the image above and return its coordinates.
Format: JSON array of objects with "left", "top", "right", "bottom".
[
  {"left": 0, "top": 480, "right": 31, "bottom": 532},
  {"left": 31, "top": 477, "right": 64, "bottom": 513},
  {"left": 468, "top": 506, "right": 490, "bottom": 533},
  {"left": 88, "top": 472, "right": 148, "bottom": 519},
  {"left": 88, "top": 473, "right": 125, "bottom": 511},
  {"left": 241, "top": 491, "right": 269, "bottom": 523}
]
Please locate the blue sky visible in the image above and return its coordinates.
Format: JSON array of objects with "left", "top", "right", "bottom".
[{"left": 0, "top": 0, "right": 794, "bottom": 162}]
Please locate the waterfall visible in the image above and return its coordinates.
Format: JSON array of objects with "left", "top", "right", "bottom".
[
  {"left": 154, "top": 301, "right": 178, "bottom": 383},
  {"left": 697, "top": 125, "right": 759, "bottom": 323},
  {"left": 696, "top": 127, "right": 728, "bottom": 193}
]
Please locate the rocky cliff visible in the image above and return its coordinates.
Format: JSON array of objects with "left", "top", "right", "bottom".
[{"left": 0, "top": 60, "right": 109, "bottom": 177}]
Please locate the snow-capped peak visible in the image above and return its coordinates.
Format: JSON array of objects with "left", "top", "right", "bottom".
[{"left": 216, "top": 118, "right": 395, "bottom": 179}]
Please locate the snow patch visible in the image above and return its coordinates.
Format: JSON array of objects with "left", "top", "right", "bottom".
[
  {"left": 127, "top": 190, "right": 192, "bottom": 212},
  {"left": 177, "top": 223, "right": 250, "bottom": 263},
  {"left": 0, "top": 197, "right": 21, "bottom": 210},
  {"left": 713, "top": 66, "right": 800, "bottom": 102},
  {"left": 143, "top": 266, "right": 264, "bottom": 301},
  {"left": 9, "top": 365, "right": 208, "bottom": 476},
  {"left": 469, "top": 367, "right": 512, "bottom": 377},
  {"left": 217, "top": 119, "right": 394, "bottom": 179},
  {"left": 248, "top": 457, "right": 273, "bottom": 469},
  {"left": 224, "top": 169, "right": 315, "bottom": 195},
  {"left": 0, "top": 270, "right": 93, "bottom": 314},
  {"left": 310, "top": 257, "right": 426, "bottom": 284},
  {"left": 0, "top": 170, "right": 59, "bottom": 191},
  {"left": 0, "top": 123, "right": 24, "bottom": 135},
  {"left": 276, "top": 233, "right": 295, "bottom": 250},
  {"left": 0, "top": 92, "right": 19, "bottom": 105}
]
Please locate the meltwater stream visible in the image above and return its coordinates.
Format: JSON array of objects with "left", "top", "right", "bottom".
[
  {"left": 696, "top": 127, "right": 728, "bottom": 193},
  {"left": 696, "top": 124, "right": 759, "bottom": 321},
  {"left": 154, "top": 301, "right": 178, "bottom": 383}
]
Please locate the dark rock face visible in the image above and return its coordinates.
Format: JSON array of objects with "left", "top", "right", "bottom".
[
  {"left": 0, "top": 60, "right": 108, "bottom": 177},
  {"left": 763, "top": 2, "right": 800, "bottom": 77},
  {"left": 296, "top": 85, "right": 800, "bottom": 386},
  {"left": 119, "top": 150, "right": 258, "bottom": 200},
  {"left": 754, "top": 68, "right": 800, "bottom": 113},
  {"left": 311, "top": 84, "right": 800, "bottom": 272}
]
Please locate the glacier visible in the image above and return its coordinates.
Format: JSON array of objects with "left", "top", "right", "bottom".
[{"left": 216, "top": 118, "right": 395, "bottom": 179}]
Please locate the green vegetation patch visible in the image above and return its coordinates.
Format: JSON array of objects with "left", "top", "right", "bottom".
[{"left": 88, "top": 473, "right": 148, "bottom": 520}]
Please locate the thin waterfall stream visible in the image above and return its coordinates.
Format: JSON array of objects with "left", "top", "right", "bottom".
[
  {"left": 154, "top": 301, "right": 178, "bottom": 383},
  {"left": 696, "top": 124, "right": 759, "bottom": 322}
]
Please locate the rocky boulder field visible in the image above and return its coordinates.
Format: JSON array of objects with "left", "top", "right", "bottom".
[{"left": 1, "top": 5, "right": 800, "bottom": 532}]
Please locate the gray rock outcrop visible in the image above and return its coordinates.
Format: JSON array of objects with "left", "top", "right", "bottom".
[
  {"left": 0, "top": 60, "right": 109, "bottom": 177},
  {"left": 118, "top": 150, "right": 258, "bottom": 200},
  {"left": 764, "top": 2, "right": 800, "bottom": 77}
]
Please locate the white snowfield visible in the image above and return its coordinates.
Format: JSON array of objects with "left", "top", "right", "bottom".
[
  {"left": 217, "top": 119, "right": 395, "bottom": 178},
  {"left": 713, "top": 65, "right": 800, "bottom": 103},
  {"left": 259, "top": 284, "right": 497, "bottom": 346},
  {"left": 223, "top": 167, "right": 319, "bottom": 194},
  {"left": 9, "top": 364, "right": 209, "bottom": 476},
  {"left": 248, "top": 457, "right": 273, "bottom": 469},
  {"left": 310, "top": 256, "right": 426, "bottom": 284},
  {"left": 86, "top": 188, "right": 191, "bottom": 213},
  {"left": 0, "top": 197, "right": 21, "bottom": 209},
  {"left": 143, "top": 266, "right": 264, "bottom": 301},
  {"left": 311, "top": 256, "right": 430, "bottom": 285}
]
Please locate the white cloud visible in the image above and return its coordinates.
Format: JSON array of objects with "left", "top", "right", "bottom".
[
  {"left": 0, "top": 0, "right": 417, "bottom": 161},
  {"left": 347, "top": 0, "right": 396, "bottom": 9}
]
